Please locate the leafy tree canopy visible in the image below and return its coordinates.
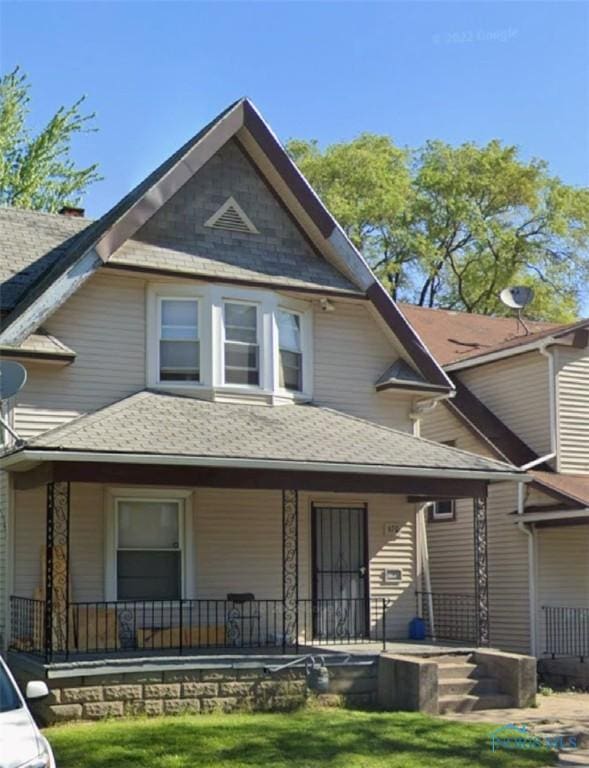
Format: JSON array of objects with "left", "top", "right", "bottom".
[
  {"left": 0, "top": 67, "right": 100, "bottom": 212},
  {"left": 288, "top": 135, "right": 589, "bottom": 321}
]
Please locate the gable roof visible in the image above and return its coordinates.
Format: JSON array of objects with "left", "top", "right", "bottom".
[
  {"left": 3, "top": 389, "right": 522, "bottom": 481},
  {"left": 0, "top": 99, "right": 452, "bottom": 393}
]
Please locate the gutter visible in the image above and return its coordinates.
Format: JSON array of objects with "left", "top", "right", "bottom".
[
  {"left": 0, "top": 448, "right": 529, "bottom": 483},
  {"left": 410, "top": 390, "right": 456, "bottom": 438},
  {"left": 445, "top": 335, "right": 559, "bottom": 372}
]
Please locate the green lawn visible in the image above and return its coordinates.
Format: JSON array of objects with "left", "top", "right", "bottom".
[{"left": 46, "top": 710, "right": 557, "bottom": 768}]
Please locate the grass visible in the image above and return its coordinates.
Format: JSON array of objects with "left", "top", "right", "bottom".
[{"left": 45, "top": 709, "right": 557, "bottom": 768}]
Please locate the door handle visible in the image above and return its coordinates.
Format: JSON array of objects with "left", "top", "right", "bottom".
[{"left": 359, "top": 566, "right": 367, "bottom": 578}]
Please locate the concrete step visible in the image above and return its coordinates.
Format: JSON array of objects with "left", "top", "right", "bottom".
[
  {"left": 438, "top": 693, "right": 514, "bottom": 714},
  {"left": 437, "top": 662, "right": 481, "bottom": 680},
  {"left": 438, "top": 677, "right": 500, "bottom": 697}
]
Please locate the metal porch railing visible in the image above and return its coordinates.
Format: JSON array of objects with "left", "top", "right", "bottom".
[{"left": 543, "top": 606, "right": 589, "bottom": 661}]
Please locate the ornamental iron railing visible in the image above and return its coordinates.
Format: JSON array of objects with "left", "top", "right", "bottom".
[
  {"left": 543, "top": 606, "right": 589, "bottom": 661},
  {"left": 9, "top": 596, "right": 394, "bottom": 660},
  {"left": 416, "top": 591, "right": 478, "bottom": 644}
]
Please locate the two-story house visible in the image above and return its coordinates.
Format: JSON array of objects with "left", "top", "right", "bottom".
[
  {"left": 0, "top": 100, "right": 527, "bottom": 721},
  {"left": 403, "top": 304, "right": 589, "bottom": 685}
]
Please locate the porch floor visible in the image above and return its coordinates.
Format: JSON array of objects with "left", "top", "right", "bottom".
[{"left": 8, "top": 640, "right": 477, "bottom": 680}]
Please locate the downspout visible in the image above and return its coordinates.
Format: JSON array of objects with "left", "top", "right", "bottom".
[
  {"left": 539, "top": 343, "right": 558, "bottom": 470},
  {"left": 409, "top": 390, "right": 455, "bottom": 638},
  {"left": 516, "top": 481, "right": 537, "bottom": 657},
  {"left": 417, "top": 503, "right": 436, "bottom": 641},
  {"left": 410, "top": 390, "right": 456, "bottom": 437}
]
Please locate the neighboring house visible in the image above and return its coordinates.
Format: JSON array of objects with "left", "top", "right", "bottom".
[
  {"left": 0, "top": 97, "right": 525, "bottom": 702},
  {"left": 402, "top": 304, "right": 589, "bottom": 669}
]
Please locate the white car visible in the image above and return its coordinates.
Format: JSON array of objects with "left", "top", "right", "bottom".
[{"left": 0, "top": 655, "right": 55, "bottom": 768}]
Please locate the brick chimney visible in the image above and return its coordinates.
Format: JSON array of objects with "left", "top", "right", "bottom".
[{"left": 59, "top": 206, "right": 85, "bottom": 218}]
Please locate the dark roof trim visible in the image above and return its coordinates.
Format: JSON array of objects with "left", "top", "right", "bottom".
[
  {"left": 367, "top": 282, "right": 453, "bottom": 391},
  {"left": 447, "top": 377, "right": 545, "bottom": 468},
  {"left": 241, "top": 100, "right": 335, "bottom": 238},
  {"left": 0, "top": 348, "right": 74, "bottom": 364}
]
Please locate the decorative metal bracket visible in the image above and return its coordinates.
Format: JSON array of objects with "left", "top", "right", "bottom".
[
  {"left": 473, "top": 496, "right": 490, "bottom": 647},
  {"left": 282, "top": 490, "right": 299, "bottom": 650},
  {"left": 45, "top": 481, "right": 70, "bottom": 661}
]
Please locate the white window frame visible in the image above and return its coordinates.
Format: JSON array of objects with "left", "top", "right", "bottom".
[
  {"left": 104, "top": 488, "right": 193, "bottom": 602},
  {"left": 146, "top": 282, "right": 313, "bottom": 400},
  {"left": 157, "top": 296, "right": 202, "bottom": 386},
  {"left": 276, "top": 307, "right": 304, "bottom": 394},
  {"left": 221, "top": 298, "right": 262, "bottom": 389},
  {"left": 430, "top": 499, "right": 456, "bottom": 522}
]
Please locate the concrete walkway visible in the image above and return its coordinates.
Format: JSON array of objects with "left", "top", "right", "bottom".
[{"left": 441, "top": 692, "right": 589, "bottom": 766}]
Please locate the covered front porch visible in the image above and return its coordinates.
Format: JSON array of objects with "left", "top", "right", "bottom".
[
  {"left": 3, "top": 391, "right": 526, "bottom": 666},
  {"left": 8, "top": 474, "right": 493, "bottom": 665}
]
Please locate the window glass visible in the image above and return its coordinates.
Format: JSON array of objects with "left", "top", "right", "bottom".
[
  {"left": 278, "top": 310, "right": 302, "bottom": 391},
  {"left": 117, "top": 500, "right": 181, "bottom": 600},
  {"left": 160, "top": 299, "right": 199, "bottom": 381},
  {"left": 224, "top": 302, "right": 259, "bottom": 385},
  {"left": 118, "top": 501, "right": 179, "bottom": 549}
]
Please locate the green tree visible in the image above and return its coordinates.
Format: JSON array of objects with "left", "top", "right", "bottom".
[
  {"left": 0, "top": 67, "right": 100, "bottom": 212},
  {"left": 288, "top": 135, "right": 589, "bottom": 321}
]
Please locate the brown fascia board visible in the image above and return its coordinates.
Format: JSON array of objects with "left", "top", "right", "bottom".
[
  {"left": 0, "top": 348, "right": 74, "bottom": 364},
  {"left": 447, "top": 377, "right": 548, "bottom": 469},
  {"left": 367, "top": 282, "right": 453, "bottom": 391},
  {"left": 0, "top": 99, "right": 245, "bottom": 335}
]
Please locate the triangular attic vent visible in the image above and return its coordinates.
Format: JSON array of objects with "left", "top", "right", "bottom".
[{"left": 204, "top": 196, "right": 259, "bottom": 234}]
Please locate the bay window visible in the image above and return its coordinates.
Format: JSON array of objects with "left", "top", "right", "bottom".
[
  {"left": 223, "top": 301, "right": 260, "bottom": 385},
  {"left": 149, "top": 284, "right": 311, "bottom": 397},
  {"left": 159, "top": 298, "right": 200, "bottom": 382},
  {"left": 116, "top": 499, "right": 182, "bottom": 600},
  {"left": 277, "top": 309, "right": 302, "bottom": 392}
]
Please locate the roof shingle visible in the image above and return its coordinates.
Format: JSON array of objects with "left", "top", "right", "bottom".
[{"left": 22, "top": 390, "right": 519, "bottom": 475}]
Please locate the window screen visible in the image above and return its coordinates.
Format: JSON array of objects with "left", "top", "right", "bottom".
[
  {"left": 159, "top": 299, "right": 200, "bottom": 382},
  {"left": 277, "top": 310, "right": 302, "bottom": 391},
  {"left": 224, "top": 302, "right": 259, "bottom": 385},
  {"left": 117, "top": 500, "right": 181, "bottom": 600}
]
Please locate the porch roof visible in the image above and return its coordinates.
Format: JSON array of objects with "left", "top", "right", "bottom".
[{"left": 4, "top": 390, "right": 525, "bottom": 482}]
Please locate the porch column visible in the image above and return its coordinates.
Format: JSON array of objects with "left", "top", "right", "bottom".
[
  {"left": 282, "top": 489, "right": 299, "bottom": 650},
  {"left": 473, "top": 496, "right": 490, "bottom": 647},
  {"left": 44, "top": 481, "right": 70, "bottom": 662}
]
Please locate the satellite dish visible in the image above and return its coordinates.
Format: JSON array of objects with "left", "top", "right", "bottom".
[
  {"left": 500, "top": 286, "right": 534, "bottom": 310},
  {"left": 0, "top": 360, "right": 27, "bottom": 400}
]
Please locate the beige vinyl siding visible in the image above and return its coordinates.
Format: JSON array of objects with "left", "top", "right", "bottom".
[
  {"left": 313, "top": 301, "right": 412, "bottom": 431},
  {"left": 14, "top": 271, "right": 146, "bottom": 438},
  {"left": 13, "top": 484, "right": 105, "bottom": 603},
  {"left": 459, "top": 351, "right": 551, "bottom": 458},
  {"left": 555, "top": 346, "right": 589, "bottom": 475},
  {"left": 421, "top": 402, "right": 532, "bottom": 653},
  {"left": 536, "top": 524, "right": 589, "bottom": 655},
  {"left": 12, "top": 486, "right": 415, "bottom": 639}
]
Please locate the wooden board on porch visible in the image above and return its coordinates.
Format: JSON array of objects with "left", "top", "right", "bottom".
[{"left": 136, "top": 625, "right": 226, "bottom": 649}]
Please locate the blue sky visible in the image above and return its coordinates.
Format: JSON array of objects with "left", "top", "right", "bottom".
[{"left": 1, "top": 0, "right": 588, "bottom": 221}]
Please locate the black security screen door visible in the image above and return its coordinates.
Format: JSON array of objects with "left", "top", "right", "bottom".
[{"left": 312, "top": 505, "right": 369, "bottom": 640}]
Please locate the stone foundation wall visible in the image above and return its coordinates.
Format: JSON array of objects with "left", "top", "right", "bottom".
[
  {"left": 15, "top": 662, "right": 378, "bottom": 725},
  {"left": 539, "top": 658, "right": 589, "bottom": 690}
]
